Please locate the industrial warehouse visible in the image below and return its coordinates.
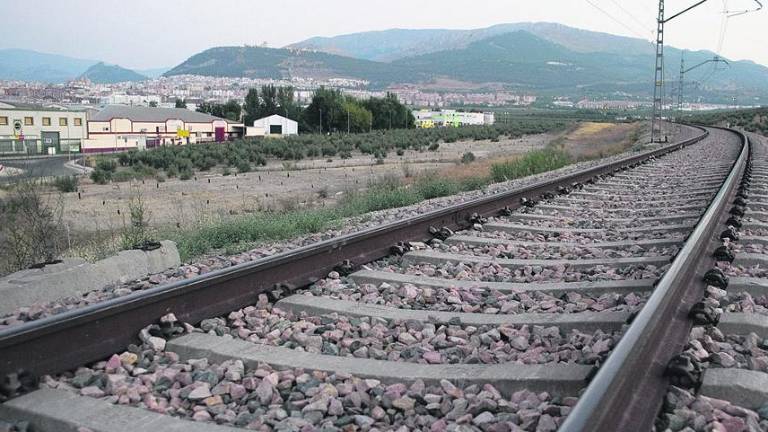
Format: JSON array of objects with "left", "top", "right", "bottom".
[{"left": 0, "top": 102, "right": 246, "bottom": 155}]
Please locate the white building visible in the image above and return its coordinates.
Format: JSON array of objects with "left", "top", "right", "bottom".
[
  {"left": 100, "top": 93, "right": 162, "bottom": 106},
  {"left": 0, "top": 101, "right": 88, "bottom": 155},
  {"left": 247, "top": 114, "right": 298, "bottom": 137}
]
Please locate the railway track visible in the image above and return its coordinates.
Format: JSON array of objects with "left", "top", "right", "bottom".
[
  {"left": 0, "top": 126, "right": 759, "bottom": 431},
  {"left": 650, "top": 131, "right": 768, "bottom": 432}
]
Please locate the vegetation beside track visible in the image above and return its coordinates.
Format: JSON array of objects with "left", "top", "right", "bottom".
[
  {"left": 684, "top": 107, "right": 768, "bottom": 135},
  {"left": 90, "top": 120, "right": 570, "bottom": 184},
  {"left": 168, "top": 144, "right": 574, "bottom": 261}
]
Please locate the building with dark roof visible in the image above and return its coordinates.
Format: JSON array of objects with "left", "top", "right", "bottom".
[{"left": 84, "top": 105, "right": 244, "bottom": 153}]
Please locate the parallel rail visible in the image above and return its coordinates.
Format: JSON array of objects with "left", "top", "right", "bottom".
[
  {"left": 561, "top": 127, "right": 750, "bottom": 432},
  {"left": 0, "top": 127, "right": 710, "bottom": 387}
]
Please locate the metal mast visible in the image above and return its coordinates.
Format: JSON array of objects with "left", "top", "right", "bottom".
[
  {"left": 650, "top": 0, "right": 710, "bottom": 143},
  {"left": 677, "top": 53, "right": 685, "bottom": 115},
  {"left": 651, "top": 0, "right": 666, "bottom": 143}
]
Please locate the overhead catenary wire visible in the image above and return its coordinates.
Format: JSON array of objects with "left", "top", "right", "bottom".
[
  {"left": 607, "top": 0, "right": 657, "bottom": 39},
  {"left": 582, "top": 0, "right": 655, "bottom": 42},
  {"left": 716, "top": 0, "right": 730, "bottom": 54}
]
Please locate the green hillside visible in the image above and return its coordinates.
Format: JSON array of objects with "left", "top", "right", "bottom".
[
  {"left": 79, "top": 62, "right": 147, "bottom": 84},
  {"left": 164, "top": 46, "right": 420, "bottom": 87},
  {"left": 166, "top": 28, "right": 768, "bottom": 101}
]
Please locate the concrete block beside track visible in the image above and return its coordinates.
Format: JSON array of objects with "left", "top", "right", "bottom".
[
  {"left": 700, "top": 368, "right": 768, "bottom": 410},
  {"left": 719, "top": 313, "right": 768, "bottom": 338},
  {"left": 168, "top": 333, "right": 593, "bottom": 396},
  {"left": 0, "top": 388, "right": 241, "bottom": 432},
  {"left": 0, "top": 240, "right": 180, "bottom": 315}
]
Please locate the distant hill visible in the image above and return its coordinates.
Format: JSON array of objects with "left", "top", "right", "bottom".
[
  {"left": 167, "top": 29, "right": 768, "bottom": 101},
  {"left": 79, "top": 62, "right": 147, "bottom": 83},
  {"left": 0, "top": 49, "right": 97, "bottom": 83},
  {"left": 163, "top": 46, "right": 421, "bottom": 87},
  {"left": 288, "top": 23, "right": 656, "bottom": 62},
  {"left": 391, "top": 31, "right": 768, "bottom": 98}
]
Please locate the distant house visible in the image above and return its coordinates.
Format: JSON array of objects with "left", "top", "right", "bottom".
[
  {"left": 413, "top": 109, "right": 495, "bottom": 128},
  {"left": 247, "top": 115, "right": 298, "bottom": 137},
  {"left": 84, "top": 105, "right": 244, "bottom": 153}
]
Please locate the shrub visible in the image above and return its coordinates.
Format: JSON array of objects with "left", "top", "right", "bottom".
[
  {"left": 354, "top": 183, "right": 420, "bottom": 212},
  {"left": 461, "top": 152, "right": 476, "bottom": 164},
  {"left": 166, "top": 165, "right": 179, "bottom": 178},
  {"left": 236, "top": 160, "right": 251, "bottom": 173},
  {"left": 414, "top": 175, "right": 460, "bottom": 199},
  {"left": 120, "top": 187, "right": 153, "bottom": 250},
  {"left": 222, "top": 167, "right": 232, "bottom": 176},
  {"left": 428, "top": 143, "right": 440, "bottom": 151},
  {"left": 459, "top": 176, "right": 489, "bottom": 191},
  {"left": 96, "top": 158, "right": 117, "bottom": 173},
  {"left": 195, "top": 157, "right": 217, "bottom": 171},
  {"left": 179, "top": 167, "right": 193, "bottom": 181},
  {"left": 491, "top": 148, "right": 572, "bottom": 183},
  {"left": 0, "top": 182, "right": 65, "bottom": 272},
  {"left": 90, "top": 169, "right": 111, "bottom": 185},
  {"left": 53, "top": 176, "right": 79, "bottom": 193}
]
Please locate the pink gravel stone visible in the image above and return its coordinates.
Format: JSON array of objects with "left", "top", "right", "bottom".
[
  {"left": 105, "top": 354, "right": 122, "bottom": 371},
  {"left": 423, "top": 351, "right": 443, "bottom": 364}
]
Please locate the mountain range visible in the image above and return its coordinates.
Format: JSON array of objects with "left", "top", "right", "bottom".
[
  {"left": 0, "top": 49, "right": 167, "bottom": 84},
  {"left": 4, "top": 23, "right": 768, "bottom": 102},
  {"left": 288, "top": 23, "right": 658, "bottom": 62},
  {"left": 167, "top": 23, "right": 768, "bottom": 101}
]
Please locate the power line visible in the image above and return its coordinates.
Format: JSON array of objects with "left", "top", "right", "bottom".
[
  {"left": 716, "top": 0, "right": 730, "bottom": 54},
  {"left": 583, "top": 0, "right": 655, "bottom": 41},
  {"left": 607, "top": 0, "right": 656, "bottom": 37}
]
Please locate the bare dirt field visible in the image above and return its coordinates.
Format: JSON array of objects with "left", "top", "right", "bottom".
[{"left": 10, "top": 122, "right": 640, "bottom": 241}]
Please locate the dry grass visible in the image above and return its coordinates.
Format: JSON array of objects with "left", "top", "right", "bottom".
[
  {"left": 568, "top": 122, "right": 615, "bottom": 139},
  {"left": 428, "top": 122, "right": 640, "bottom": 182}
]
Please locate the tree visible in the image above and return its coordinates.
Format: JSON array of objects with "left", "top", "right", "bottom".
[
  {"left": 342, "top": 100, "right": 373, "bottom": 133},
  {"left": 276, "top": 86, "right": 302, "bottom": 121},
  {"left": 243, "top": 86, "right": 301, "bottom": 125},
  {"left": 149, "top": 101, "right": 158, "bottom": 107},
  {"left": 221, "top": 100, "right": 242, "bottom": 122},
  {"left": 259, "top": 85, "right": 279, "bottom": 119},
  {"left": 197, "top": 100, "right": 242, "bottom": 122},
  {"left": 304, "top": 87, "right": 345, "bottom": 133},
  {"left": 362, "top": 93, "right": 415, "bottom": 130},
  {"left": 175, "top": 98, "right": 187, "bottom": 109},
  {"left": 243, "top": 88, "right": 260, "bottom": 125}
]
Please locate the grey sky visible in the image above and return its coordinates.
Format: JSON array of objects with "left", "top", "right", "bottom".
[{"left": 1, "top": 0, "right": 766, "bottom": 69}]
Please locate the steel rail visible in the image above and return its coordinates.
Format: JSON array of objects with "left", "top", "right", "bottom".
[
  {"left": 559, "top": 127, "right": 749, "bottom": 432},
  {"left": 0, "top": 126, "right": 709, "bottom": 381}
]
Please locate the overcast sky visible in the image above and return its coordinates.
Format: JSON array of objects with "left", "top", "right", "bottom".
[{"left": 1, "top": 0, "right": 766, "bottom": 69}]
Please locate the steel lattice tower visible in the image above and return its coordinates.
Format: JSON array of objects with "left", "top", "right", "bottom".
[{"left": 651, "top": 0, "right": 666, "bottom": 143}]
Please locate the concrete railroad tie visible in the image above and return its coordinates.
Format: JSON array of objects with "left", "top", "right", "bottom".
[
  {"left": 0, "top": 388, "right": 241, "bottom": 432},
  {"left": 168, "top": 333, "right": 593, "bottom": 397},
  {"left": 276, "top": 294, "right": 629, "bottom": 333}
]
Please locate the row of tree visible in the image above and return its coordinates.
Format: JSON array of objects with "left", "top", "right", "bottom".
[{"left": 193, "top": 85, "right": 415, "bottom": 133}]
